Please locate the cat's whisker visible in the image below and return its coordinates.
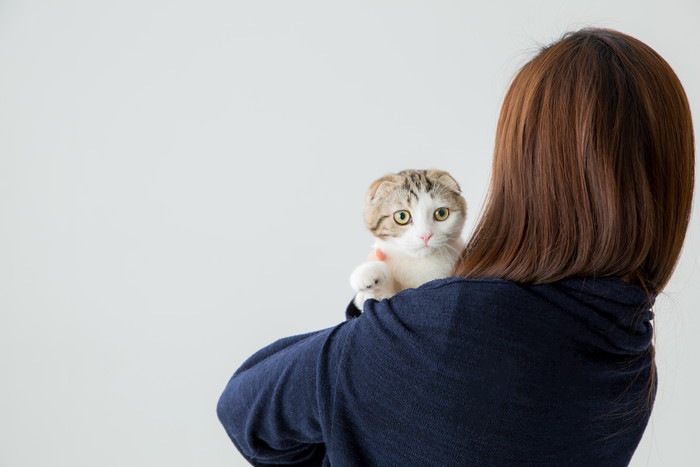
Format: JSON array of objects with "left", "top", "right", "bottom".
[
  {"left": 436, "top": 243, "right": 461, "bottom": 260},
  {"left": 440, "top": 242, "right": 462, "bottom": 255}
]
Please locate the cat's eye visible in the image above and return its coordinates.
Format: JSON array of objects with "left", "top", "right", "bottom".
[
  {"left": 393, "top": 210, "right": 411, "bottom": 225},
  {"left": 434, "top": 207, "right": 450, "bottom": 221}
]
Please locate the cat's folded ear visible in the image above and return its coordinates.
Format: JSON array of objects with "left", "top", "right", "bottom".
[
  {"left": 367, "top": 174, "right": 403, "bottom": 205},
  {"left": 427, "top": 169, "right": 462, "bottom": 194}
]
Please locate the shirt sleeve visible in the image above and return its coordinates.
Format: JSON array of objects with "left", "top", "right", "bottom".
[{"left": 216, "top": 319, "right": 356, "bottom": 466}]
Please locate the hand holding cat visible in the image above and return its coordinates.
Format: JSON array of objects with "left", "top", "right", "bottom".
[{"left": 366, "top": 249, "right": 386, "bottom": 262}]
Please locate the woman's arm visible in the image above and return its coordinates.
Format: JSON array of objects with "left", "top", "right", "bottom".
[{"left": 216, "top": 321, "right": 356, "bottom": 466}]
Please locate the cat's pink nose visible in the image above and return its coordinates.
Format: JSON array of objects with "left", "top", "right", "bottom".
[{"left": 420, "top": 232, "right": 433, "bottom": 245}]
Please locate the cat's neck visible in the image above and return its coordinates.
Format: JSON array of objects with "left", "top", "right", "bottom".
[
  {"left": 373, "top": 237, "right": 464, "bottom": 262},
  {"left": 372, "top": 238, "right": 464, "bottom": 289}
]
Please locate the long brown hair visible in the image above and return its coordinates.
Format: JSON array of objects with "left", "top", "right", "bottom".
[{"left": 453, "top": 28, "right": 694, "bottom": 297}]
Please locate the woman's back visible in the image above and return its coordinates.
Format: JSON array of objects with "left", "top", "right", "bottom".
[{"left": 217, "top": 276, "right": 654, "bottom": 466}]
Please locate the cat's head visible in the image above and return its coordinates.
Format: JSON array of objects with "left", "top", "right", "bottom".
[{"left": 363, "top": 169, "right": 467, "bottom": 258}]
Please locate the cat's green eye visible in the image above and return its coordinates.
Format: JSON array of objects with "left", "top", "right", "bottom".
[
  {"left": 393, "top": 210, "right": 412, "bottom": 225},
  {"left": 434, "top": 207, "right": 450, "bottom": 221}
]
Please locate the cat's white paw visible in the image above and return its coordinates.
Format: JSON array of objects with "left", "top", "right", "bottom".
[
  {"left": 350, "top": 261, "right": 390, "bottom": 291},
  {"left": 350, "top": 261, "right": 394, "bottom": 309}
]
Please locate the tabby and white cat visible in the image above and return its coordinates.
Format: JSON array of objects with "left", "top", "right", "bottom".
[{"left": 350, "top": 169, "right": 467, "bottom": 311}]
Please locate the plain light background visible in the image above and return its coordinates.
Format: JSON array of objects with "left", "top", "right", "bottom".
[{"left": 1, "top": 1, "right": 698, "bottom": 466}]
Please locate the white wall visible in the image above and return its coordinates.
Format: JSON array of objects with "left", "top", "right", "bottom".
[{"left": 0, "top": 1, "right": 697, "bottom": 466}]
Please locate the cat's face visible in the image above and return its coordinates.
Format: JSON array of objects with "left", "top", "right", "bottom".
[{"left": 364, "top": 169, "right": 467, "bottom": 258}]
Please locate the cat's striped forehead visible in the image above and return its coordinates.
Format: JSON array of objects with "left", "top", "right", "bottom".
[
  {"left": 398, "top": 170, "right": 439, "bottom": 204},
  {"left": 374, "top": 169, "right": 463, "bottom": 206}
]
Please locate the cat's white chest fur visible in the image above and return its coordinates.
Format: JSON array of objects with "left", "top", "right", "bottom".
[
  {"left": 349, "top": 238, "right": 464, "bottom": 310},
  {"left": 384, "top": 249, "right": 456, "bottom": 290}
]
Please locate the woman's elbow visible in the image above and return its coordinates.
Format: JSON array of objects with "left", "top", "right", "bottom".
[
  {"left": 216, "top": 377, "right": 255, "bottom": 458},
  {"left": 216, "top": 382, "right": 233, "bottom": 432}
]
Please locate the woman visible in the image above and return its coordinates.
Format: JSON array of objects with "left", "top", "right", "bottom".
[{"left": 217, "top": 28, "right": 694, "bottom": 466}]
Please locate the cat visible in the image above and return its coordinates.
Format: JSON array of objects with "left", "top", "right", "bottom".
[{"left": 349, "top": 169, "right": 467, "bottom": 312}]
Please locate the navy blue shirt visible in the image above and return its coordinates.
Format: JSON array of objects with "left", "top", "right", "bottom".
[{"left": 217, "top": 276, "right": 655, "bottom": 466}]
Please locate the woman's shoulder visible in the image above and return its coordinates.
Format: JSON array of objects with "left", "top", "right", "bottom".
[
  {"left": 389, "top": 275, "right": 541, "bottom": 318},
  {"left": 406, "top": 274, "right": 650, "bottom": 311},
  {"left": 370, "top": 274, "right": 654, "bottom": 356}
]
